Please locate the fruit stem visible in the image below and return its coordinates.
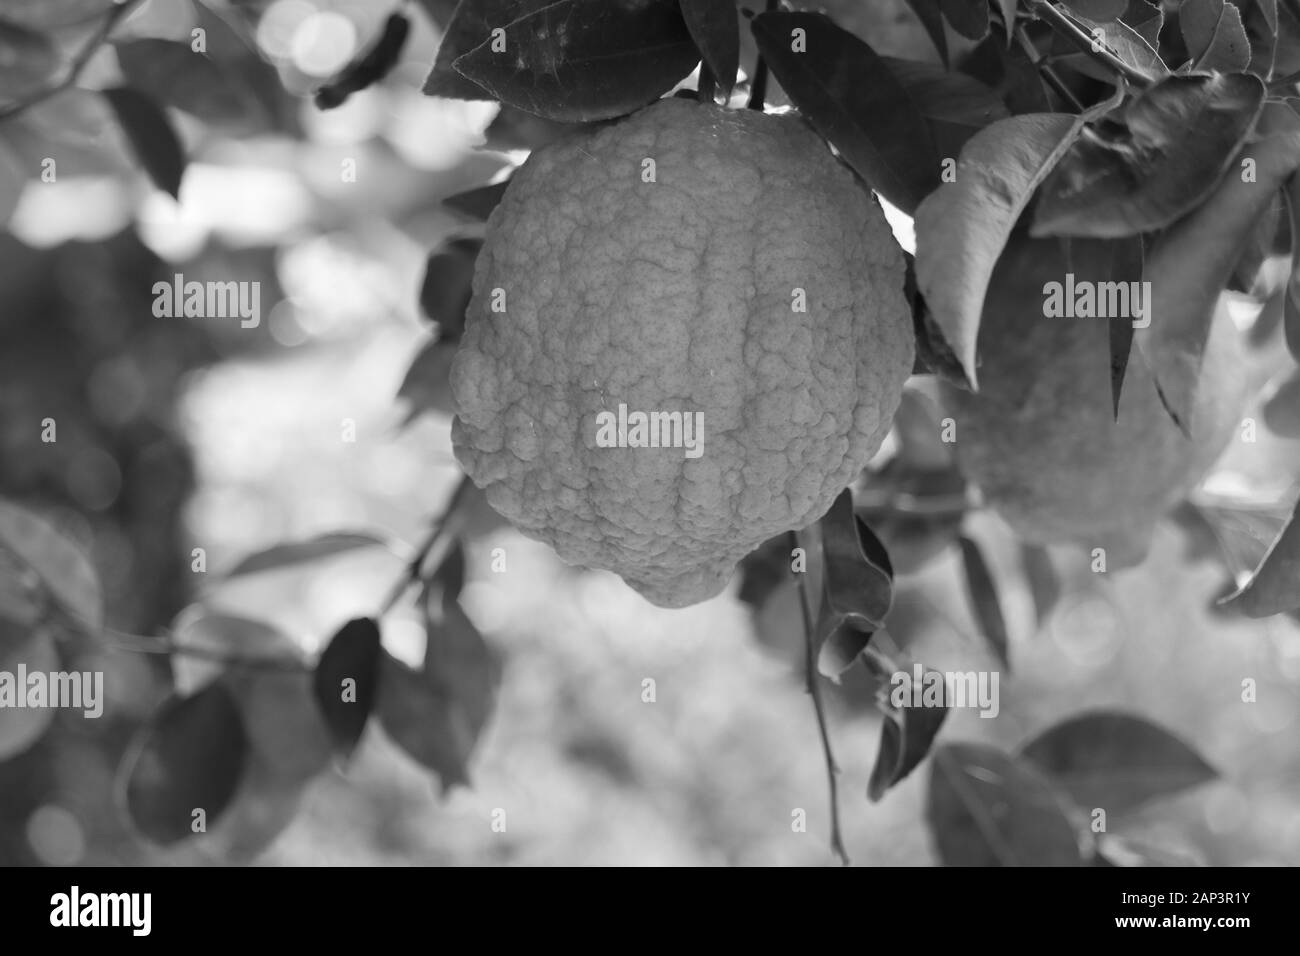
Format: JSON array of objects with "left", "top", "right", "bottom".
[
  {"left": 790, "top": 529, "right": 851, "bottom": 867},
  {"left": 745, "top": 0, "right": 781, "bottom": 111},
  {"left": 1014, "top": 24, "right": 1084, "bottom": 112}
]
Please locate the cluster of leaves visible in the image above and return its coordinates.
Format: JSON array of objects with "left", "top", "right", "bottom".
[{"left": 0, "top": 492, "right": 498, "bottom": 859}]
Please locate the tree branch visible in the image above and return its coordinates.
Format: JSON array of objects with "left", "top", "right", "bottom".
[
  {"left": 791, "top": 529, "right": 850, "bottom": 867},
  {"left": 1028, "top": 0, "right": 1154, "bottom": 90},
  {"left": 378, "top": 474, "right": 472, "bottom": 616}
]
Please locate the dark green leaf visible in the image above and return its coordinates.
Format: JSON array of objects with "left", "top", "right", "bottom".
[
  {"left": 443, "top": 179, "right": 510, "bottom": 220},
  {"left": 312, "top": 618, "right": 383, "bottom": 758},
  {"left": 452, "top": 0, "right": 700, "bottom": 122},
  {"left": 1182, "top": 0, "right": 1251, "bottom": 72},
  {"left": 398, "top": 339, "right": 458, "bottom": 424},
  {"left": 102, "top": 87, "right": 186, "bottom": 199},
  {"left": 957, "top": 535, "right": 1010, "bottom": 669},
  {"left": 903, "top": 0, "right": 949, "bottom": 64},
  {"left": 424, "top": 0, "right": 553, "bottom": 101},
  {"left": 419, "top": 236, "right": 481, "bottom": 334},
  {"left": 820, "top": 488, "right": 893, "bottom": 627},
  {"left": 1018, "top": 543, "right": 1061, "bottom": 625},
  {"left": 1220, "top": 492, "right": 1300, "bottom": 616},
  {"left": 223, "top": 532, "right": 390, "bottom": 579},
  {"left": 913, "top": 112, "right": 1084, "bottom": 387},
  {"left": 940, "top": 0, "right": 990, "bottom": 40},
  {"left": 881, "top": 56, "right": 1009, "bottom": 156},
  {"left": 1032, "top": 73, "right": 1266, "bottom": 238},
  {"left": 1061, "top": 0, "right": 1130, "bottom": 19},
  {"left": 0, "top": 499, "right": 102, "bottom": 633},
  {"left": 864, "top": 648, "right": 949, "bottom": 801},
  {"left": 751, "top": 11, "right": 940, "bottom": 214},
  {"left": 121, "top": 682, "right": 249, "bottom": 845},
  {"left": 1236, "top": 0, "right": 1280, "bottom": 77},
  {"left": 1019, "top": 711, "right": 1218, "bottom": 813},
  {"left": 680, "top": 0, "right": 739, "bottom": 96},
  {"left": 115, "top": 38, "right": 261, "bottom": 128},
  {"left": 1053, "top": 9, "right": 1169, "bottom": 83},
  {"left": 927, "top": 743, "right": 1086, "bottom": 865}
]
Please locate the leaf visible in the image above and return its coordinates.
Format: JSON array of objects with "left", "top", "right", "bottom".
[
  {"left": 0, "top": 16, "right": 57, "bottom": 103},
  {"left": 1262, "top": 366, "right": 1300, "bottom": 436},
  {"left": 1181, "top": 0, "right": 1251, "bottom": 72},
  {"left": 377, "top": 593, "right": 500, "bottom": 791},
  {"left": 1219, "top": 492, "right": 1300, "bottom": 616},
  {"left": 927, "top": 743, "right": 1086, "bottom": 865},
  {"left": 940, "top": 0, "right": 990, "bottom": 40},
  {"left": 957, "top": 535, "right": 1011, "bottom": 669},
  {"left": 1055, "top": 9, "right": 1170, "bottom": 82},
  {"left": 120, "top": 682, "right": 249, "bottom": 846},
  {"left": 1066, "top": 235, "right": 1144, "bottom": 414},
  {"left": 1237, "top": 0, "right": 1280, "bottom": 77},
  {"left": 398, "top": 339, "right": 458, "bottom": 424},
  {"left": 424, "top": 0, "right": 553, "bottom": 101},
  {"left": 443, "top": 180, "right": 510, "bottom": 220},
  {"left": 903, "top": 0, "right": 949, "bottom": 64},
  {"left": 0, "top": 136, "right": 24, "bottom": 232},
  {"left": 1286, "top": 172, "right": 1300, "bottom": 362},
  {"left": 881, "top": 56, "right": 1009, "bottom": 156},
  {"left": 452, "top": 0, "right": 700, "bottom": 122},
  {"left": 170, "top": 611, "right": 331, "bottom": 785},
  {"left": 913, "top": 112, "right": 1083, "bottom": 388},
  {"left": 680, "top": 0, "right": 739, "bottom": 96},
  {"left": 0, "top": 622, "right": 59, "bottom": 760},
  {"left": 102, "top": 87, "right": 185, "bottom": 199},
  {"left": 821, "top": 489, "right": 893, "bottom": 626},
  {"left": 433, "top": 539, "right": 467, "bottom": 602},
  {"left": 1, "top": 0, "right": 110, "bottom": 29},
  {"left": 114, "top": 38, "right": 261, "bottom": 128},
  {"left": 1019, "top": 711, "right": 1218, "bottom": 813},
  {"left": 864, "top": 648, "right": 949, "bottom": 801},
  {"left": 0, "top": 499, "right": 102, "bottom": 633},
  {"left": 1061, "top": 0, "right": 1130, "bottom": 18},
  {"left": 419, "top": 236, "right": 481, "bottom": 335},
  {"left": 1018, "top": 544, "right": 1061, "bottom": 625},
  {"left": 1032, "top": 73, "right": 1266, "bottom": 239},
  {"left": 751, "top": 12, "right": 940, "bottom": 214},
  {"left": 311, "top": 618, "right": 383, "bottom": 758},
  {"left": 223, "top": 531, "right": 390, "bottom": 579}
]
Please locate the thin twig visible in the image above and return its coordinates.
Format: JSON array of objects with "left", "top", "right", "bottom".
[
  {"left": 0, "top": 0, "right": 147, "bottom": 121},
  {"left": 790, "top": 529, "right": 850, "bottom": 867},
  {"left": 377, "top": 475, "right": 472, "bottom": 616},
  {"left": 1015, "top": 24, "right": 1085, "bottom": 112},
  {"left": 1028, "top": 0, "right": 1154, "bottom": 89},
  {"left": 102, "top": 628, "right": 310, "bottom": 672},
  {"left": 697, "top": 63, "right": 716, "bottom": 104},
  {"left": 746, "top": 0, "right": 780, "bottom": 111}
]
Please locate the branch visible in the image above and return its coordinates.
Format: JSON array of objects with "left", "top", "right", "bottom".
[
  {"left": 1028, "top": 0, "right": 1154, "bottom": 90},
  {"left": 0, "top": 0, "right": 147, "bottom": 121},
  {"left": 790, "top": 529, "right": 850, "bottom": 867},
  {"left": 1015, "top": 23, "right": 1085, "bottom": 112},
  {"left": 377, "top": 475, "right": 473, "bottom": 616},
  {"left": 745, "top": 0, "right": 781, "bottom": 111},
  {"left": 103, "top": 628, "right": 310, "bottom": 672}
]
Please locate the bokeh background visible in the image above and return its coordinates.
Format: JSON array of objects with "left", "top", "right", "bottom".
[{"left": 1, "top": 0, "right": 1298, "bottom": 866}]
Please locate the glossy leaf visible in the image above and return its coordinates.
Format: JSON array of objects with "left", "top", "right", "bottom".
[
  {"left": 927, "top": 743, "right": 1086, "bottom": 865},
  {"left": 680, "top": 0, "right": 739, "bottom": 96},
  {"left": 398, "top": 339, "right": 458, "bottom": 424},
  {"left": 423, "top": 0, "right": 554, "bottom": 101},
  {"left": 1020, "top": 711, "right": 1218, "bottom": 813},
  {"left": 864, "top": 648, "right": 949, "bottom": 801},
  {"left": 751, "top": 11, "right": 940, "bottom": 214},
  {"left": 312, "top": 618, "right": 383, "bottom": 758},
  {"left": 903, "top": 0, "right": 949, "bottom": 64},
  {"left": 1032, "top": 73, "right": 1267, "bottom": 239},
  {"left": 913, "top": 112, "right": 1083, "bottom": 387},
  {"left": 102, "top": 87, "right": 185, "bottom": 199},
  {"left": 453, "top": 0, "right": 700, "bottom": 122},
  {"left": 1181, "top": 0, "right": 1251, "bottom": 72},
  {"left": 419, "top": 237, "right": 481, "bottom": 335},
  {"left": 121, "top": 682, "right": 249, "bottom": 846}
]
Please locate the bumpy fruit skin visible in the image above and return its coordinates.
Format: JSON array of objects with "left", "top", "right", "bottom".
[
  {"left": 942, "top": 234, "right": 1249, "bottom": 567},
  {"left": 452, "top": 98, "right": 912, "bottom": 607}
]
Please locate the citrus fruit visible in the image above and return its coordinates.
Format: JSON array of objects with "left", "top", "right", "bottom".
[{"left": 451, "top": 97, "right": 912, "bottom": 607}]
